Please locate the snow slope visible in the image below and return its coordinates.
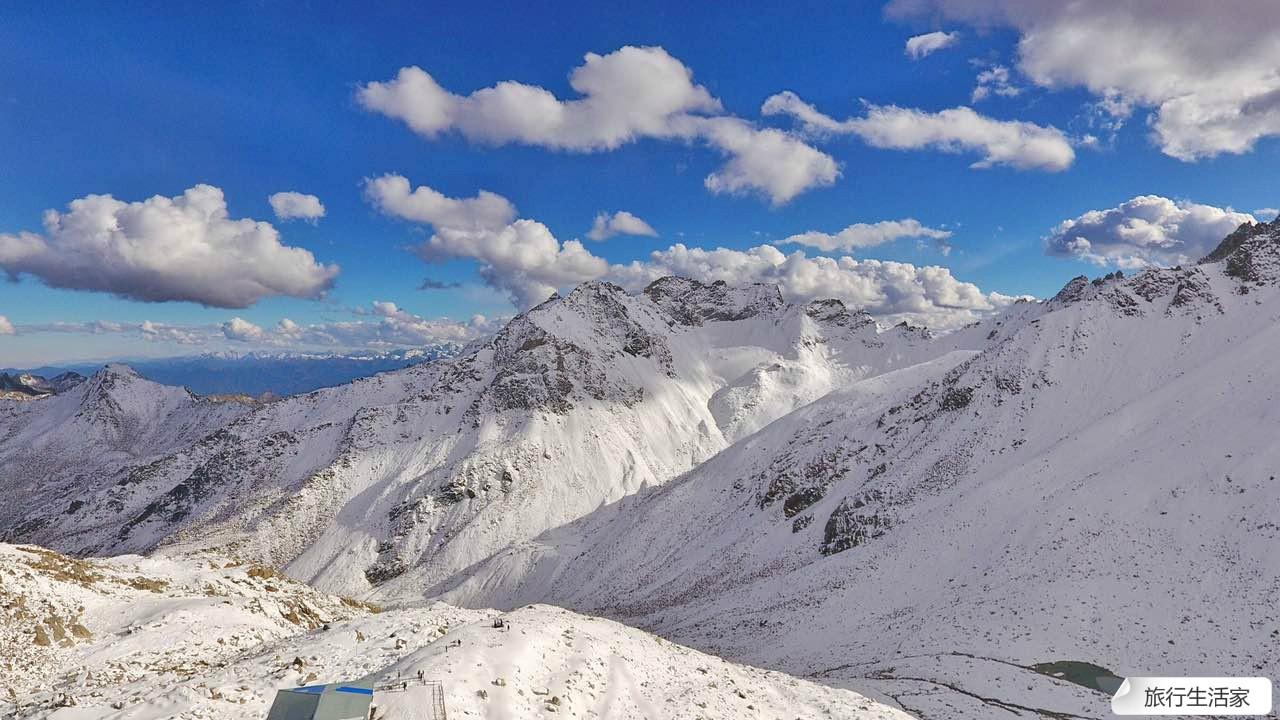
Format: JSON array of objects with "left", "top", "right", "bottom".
[
  {"left": 0, "top": 278, "right": 975, "bottom": 602},
  {"left": 0, "top": 544, "right": 908, "bottom": 720},
  {"left": 0, "top": 365, "right": 252, "bottom": 545},
  {"left": 437, "top": 221, "right": 1280, "bottom": 719}
]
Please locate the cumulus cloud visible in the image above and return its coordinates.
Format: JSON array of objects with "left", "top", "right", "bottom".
[
  {"left": 357, "top": 46, "right": 838, "bottom": 204},
  {"left": 357, "top": 46, "right": 720, "bottom": 149},
  {"left": 370, "top": 177, "right": 1010, "bottom": 325},
  {"left": 268, "top": 192, "right": 326, "bottom": 223},
  {"left": 275, "top": 318, "right": 304, "bottom": 341},
  {"left": 222, "top": 317, "right": 269, "bottom": 342},
  {"left": 761, "top": 92, "right": 1074, "bottom": 170},
  {"left": 1044, "top": 195, "right": 1257, "bottom": 268},
  {"left": 687, "top": 116, "right": 840, "bottom": 204},
  {"left": 137, "top": 321, "right": 206, "bottom": 345},
  {"left": 850, "top": 104, "right": 1072, "bottom": 170},
  {"left": 364, "top": 174, "right": 516, "bottom": 231},
  {"left": 608, "top": 243, "right": 1015, "bottom": 330},
  {"left": 886, "top": 0, "right": 1280, "bottom": 161},
  {"left": 783, "top": 219, "right": 953, "bottom": 254},
  {"left": 368, "top": 177, "right": 608, "bottom": 307},
  {"left": 587, "top": 210, "right": 659, "bottom": 241},
  {"left": 0, "top": 315, "right": 13, "bottom": 335},
  {"left": 971, "top": 64, "right": 1022, "bottom": 102},
  {"left": 0, "top": 185, "right": 338, "bottom": 308},
  {"left": 421, "top": 220, "right": 608, "bottom": 308},
  {"left": 905, "top": 31, "right": 959, "bottom": 59}
]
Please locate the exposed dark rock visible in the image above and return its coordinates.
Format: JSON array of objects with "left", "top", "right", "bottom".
[
  {"left": 820, "top": 496, "right": 891, "bottom": 556},
  {"left": 644, "top": 277, "right": 784, "bottom": 326},
  {"left": 1051, "top": 275, "right": 1090, "bottom": 303},
  {"left": 939, "top": 386, "right": 974, "bottom": 412}
]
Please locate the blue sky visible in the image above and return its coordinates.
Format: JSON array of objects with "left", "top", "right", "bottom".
[{"left": 2, "top": 1, "right": 1278, "bottom": 365}]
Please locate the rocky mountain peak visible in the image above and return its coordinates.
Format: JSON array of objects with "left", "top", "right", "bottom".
[
  {"left": 803, "top": 298, "right": 875, "bottom": 330},
  {"left": 1198, "top": 217, "right": 1280, "bottom": 284},
  {"left": 1050, "top": 275, "right": 1091, "bottom": 304},
  {"left": 643, "top": 276, "right": 785, "bottom": 326}
]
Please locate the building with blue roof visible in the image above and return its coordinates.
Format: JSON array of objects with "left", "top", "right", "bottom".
[{"left": 266, "top": 679, "right": 375, "bottom": 720}]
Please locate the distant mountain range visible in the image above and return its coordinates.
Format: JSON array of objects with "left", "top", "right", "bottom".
[{"left": 3, "top": 346, "right": 461, "bottom": 398}]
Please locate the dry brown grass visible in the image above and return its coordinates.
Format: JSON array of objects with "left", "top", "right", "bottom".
[
  {"left": 16, "top": 546, "right": 101, "bottom": 587},
  {"left": 340, "top": 596, "right": 383, "bottom": 614},
  {"left": 125, "top": 577, "right": 170, "bottom": 593},
  {"left": 246, "top": 565, "right": 283, "bottom": 581}
]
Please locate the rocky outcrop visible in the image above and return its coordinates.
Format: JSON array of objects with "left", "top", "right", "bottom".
[{"left": 644, "top": 277, "right": 785, "bottom": 325}]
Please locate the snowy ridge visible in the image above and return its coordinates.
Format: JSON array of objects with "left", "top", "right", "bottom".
[{"left": 1, "top": 278, "right": 975, "bottom": 605}]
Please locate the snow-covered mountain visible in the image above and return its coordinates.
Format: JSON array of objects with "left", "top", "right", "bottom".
[
  {"left": 0, "top": 278, "right": 975, "bottom": 603},
  {"left": 5, "top": 219, "right": 1279, "bottom": 720},
  {"left": 432, "top": 219, "right": 1280, "bottom": 718},
  {"left": 0, "top": 543, "right": 909, "bottom": 720},
  {"left": 0, "top": 365, "right": 254, "bottom": 545}
]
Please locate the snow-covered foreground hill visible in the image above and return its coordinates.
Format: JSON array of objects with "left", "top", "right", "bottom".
[
  {"left": 0, "top": 543, "right": 909, "bottom": 720},
  {"left": 1, "top": 277, "right": 976, "bottom": 601},
  {"left": 437, "top": 220, "right": 1280, "bottom": 718}
]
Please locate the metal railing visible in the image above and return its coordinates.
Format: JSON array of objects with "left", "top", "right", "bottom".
[{"left": 371, "top": 678, "right": 446, "bottom": 720}]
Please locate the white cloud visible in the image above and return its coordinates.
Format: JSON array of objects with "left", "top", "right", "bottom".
[
  {"left": 364, "top": 174, "right": 516, "bottom": 231},
  {"left": 222, "top": 317, "right": 268, "bottom": 342},
  {"left": 905, "top": 31, "right": 960, "bottom": 59},
  {"left": 971, "top": 64, "right": 1022, "bottom": 102},
  {"left": 886, "top": 0, "right": 1280, "bottom": 161},
  {"left": 1044, "top": 195, "right": 1257, "bottom": 268},
  {"left": 1254, "top": 208, "right": 1279, "bottom": 221},
  {"left": 357, "top": 46, "right": 838, "bottom": 204},
  {"left": 309, "top": 302, "right": 499, "bottom": 347},
  {"left": 763, "top": 92, "right": 1074, "bottom": 171},
  {"left": 760, "top": 91, "right": 860, "bottom": 135},
  {"left": 26, "top": 309, "right": 496, "bottom": 352},
  {"left": 422, "top": 221, "right": 608, "bottom": 308},
  {"left": 139, "top": 320, "right": 206, "bottom": 345},
  {"left": 370, "top": 178, "right": 1010, "bottom": 325},
  {"left": 783, "top": 218, "right": 953, "bottom": 254},
  {"left": 587, "top": 211, "right": 658, "bottom": 241},
  {"left": 608, "top": 243, "right": 1015, "bottom": 330},
  {"left": 847, "top": 104, "right": 1075, "bottom": 171},
  {"left": 23, "top": 320, "right": 211, "bottom": 345},
  {"left": 688, "top": 116, "right": 840, "bottom": 204},
  {"left": 367, "top": 177, "right": 608, "bottom": 307},
  {"left": 275, "top": 318, "right": 303, "bottom": 341},
  {"left": 268, "top": 192, "right": 326, "bottom": 223},
  {"left": 0, "top": 185, "right": 338, "bottom": 308},
  {"left": 0, "top": 315, "right": 13, "bottom": 335},
  {"left": 357, "top": 46, "right": 720, "bottom": 150}
]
